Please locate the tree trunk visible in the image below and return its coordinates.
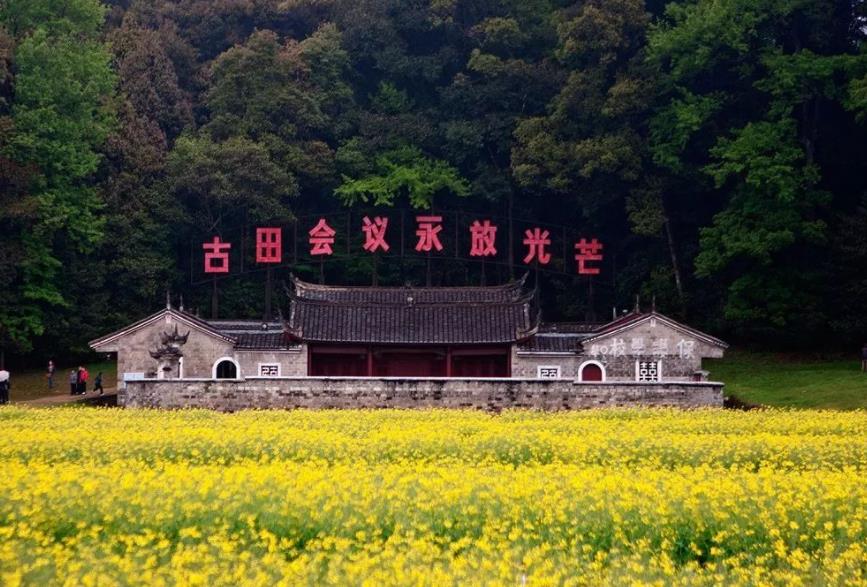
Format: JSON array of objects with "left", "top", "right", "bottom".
[{"left": 661, "top": 194, "right": 686, "bottom": 315}]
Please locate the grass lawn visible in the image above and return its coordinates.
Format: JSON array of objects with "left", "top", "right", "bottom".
[
  {"left": 707, "top": 351, "right": 867, "bottom": 410},
  {"left": 7, "top": 362, "right": 117, "bottom": 403}
]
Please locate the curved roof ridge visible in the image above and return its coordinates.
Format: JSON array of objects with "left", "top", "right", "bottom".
[
  {"left": 288, "top": 296, "right": 531, "bottom": 308},
  {"left": 290, "top": 274, "right": 527, "bottom": 293}
]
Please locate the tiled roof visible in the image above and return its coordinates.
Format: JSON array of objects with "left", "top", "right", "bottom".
[
  {"left": 292, "top": 276, "right": 528, "bottom": 305},
  {"left": 287, "top": 277, "right": 537, "bottom": 344},
  {"left": 232, "top": 332, "right": 292, "bottom": 350},
  {"left": 207, "top": 320, "right": 297, "bottom": 350},
  {"left": 537, "top": 322, "right": 602, "bottom": 334},
  {"left": 517, "top": 333, "right": 589, "bottom": 353}
]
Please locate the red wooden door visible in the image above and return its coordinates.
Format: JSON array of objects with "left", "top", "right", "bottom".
[
  {"left": 580, "top": 363, "right": 603, "bottom": 382},
  {"left": 374, "top": 350, "right": 446, "bottom": 377}
]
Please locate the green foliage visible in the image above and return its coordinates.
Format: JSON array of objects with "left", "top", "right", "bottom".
[
  {"left": 0, "top": 0, "right": 106, "bottom": 37},
  {"left": 648, "top": 0, "right": 867, "bottom": 338},
  {"left": 4, "top": 0, "right": 867, "bottom": 359},
  {"left": 166, "top": 133, "right": 297, "bottom": 227},
  {"left": 0, "top": 0, "right": 116, "bottom": 352},
  {"left": 335, "top": 145, "right": 469, "bottom": 208}
]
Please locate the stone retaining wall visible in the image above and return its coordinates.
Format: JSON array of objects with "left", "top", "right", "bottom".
[{"left": 122, "top": 377, "right": 724, "bottom": 411}]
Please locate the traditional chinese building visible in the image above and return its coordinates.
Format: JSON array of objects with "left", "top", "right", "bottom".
[{"left": 89, "top": 276, "right": 728, "bottom": 409}]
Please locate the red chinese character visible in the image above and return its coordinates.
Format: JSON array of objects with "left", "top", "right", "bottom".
[
  {"left": 469, "top": 220, "right": 497, "bottom": 257},
  {"left": 256, "top": 227, "right": 282, "bottom": 263},
  {"left": 362, "top": 216, "right": 390, "bottom": 253},
  {"left": 575, "top": 237, "right": 603, "bottom": 275},
  {"left": 308, "top": 218, "right": 336, "bottom": 256},
  {"left": 415, "top": 215, "right": 444, "bottom": 252},
  {"left": 522, "top": 228, "right": 551, "bottom": 265},
  {"left": 203, "top": 236, "right": 231, "bottom": 273}
]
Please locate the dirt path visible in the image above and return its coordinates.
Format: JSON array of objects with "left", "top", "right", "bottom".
[{"left": 18, "top": 388, "right": 118, "bottom": 406}]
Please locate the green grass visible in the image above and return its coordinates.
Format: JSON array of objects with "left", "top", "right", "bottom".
[
  {"left": 707, "top": 351, "right": 867, "bottom": 410},
  {"left": 7, "top": 362, "right": 116, "bottom": 403}
]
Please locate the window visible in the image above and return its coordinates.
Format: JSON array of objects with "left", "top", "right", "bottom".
[
  {"left": 213, "top": 358, "right": 239, "bottom": 379},
  {"left": 537, "top": 365, "right": 562, "bottom": 379},
  {"left": 259, "top": 363, "right": 280, "bottom": 377},
  {"left": 636, "top": 360, "right": 661, "bottom": 382},
  {"left": 122, "top": 372, "right": 144, "bottom": 390},
  {"left": 579, "top": 361, "right": 605, "bottom": 382}
]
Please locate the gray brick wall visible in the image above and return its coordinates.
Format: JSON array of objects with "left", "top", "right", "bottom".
[
  {"left": 511, "top": 349, "right": 583, "bottom": 378},
  {"left": 511, "top": 316, "right": 726, "bottom": 382},
  {"left": 115, "top": 314, "right": 234, "bottom": 382},
  {"left": 122, "top": 378, "right": 723, "bottom": 411},
  {"left": 111, "top": 314, "right": 308, "bottom": 384}
]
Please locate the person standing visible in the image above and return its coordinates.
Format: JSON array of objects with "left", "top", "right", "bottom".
[
  {"left": 93, "top": 372, "right": 104, "bottom": 396},
  {"left": 0, "top": 369, "right": 9, "bottom": 405},
  {"left": 79, "top": 366, "right": 89, "bottom": 395},
  {"left": 69, "top": 369, "right": 77, "bottom": 395},
  {"left": 47, "top": 360, "right": 55, "bottom": 390},
  {"left": 862, "top": 343, "right": 867, "bottom": 372}
]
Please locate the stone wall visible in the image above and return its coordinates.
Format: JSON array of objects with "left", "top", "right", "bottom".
[
  {"left": 122, "top": 377, "right": 724, "bottom": 411},
  {"left": 235, "top": 348, "right": 307, "bottom": 378},
  {"left": 510, "top": 349, "right": 583, "bottom": 378}
]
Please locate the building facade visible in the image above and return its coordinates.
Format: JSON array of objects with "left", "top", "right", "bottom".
[{"left": 90, "top": 277, "right": 727, "bottom": 408}]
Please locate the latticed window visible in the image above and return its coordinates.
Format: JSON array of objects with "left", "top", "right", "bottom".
[{"left": 637, "top": 361, "right": 660, "bottom": 382}]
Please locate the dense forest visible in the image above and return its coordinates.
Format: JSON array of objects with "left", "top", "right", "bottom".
[{"left": 1, "top": 0, "right": 867, "bottom": 363}]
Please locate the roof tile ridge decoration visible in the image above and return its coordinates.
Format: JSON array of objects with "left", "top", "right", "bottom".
[
  {"left": 516, "top": 304, "right": 540, "bottom": 342},
  {"left": 289, "top": 297, "right": 531, "bottom": 308},
  {"left": 591, "top": 310, "right": 645, "bottom": 335},
  {"left": 289, "top": 274, "right": 528, "bottom": 295},
  {"left": 284, "top": 292, "right": 302, "bottom": 342}
]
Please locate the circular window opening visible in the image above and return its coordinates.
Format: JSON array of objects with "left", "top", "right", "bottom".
[{"left": 215, "top": 360, "right": 237, "bottom": 379}]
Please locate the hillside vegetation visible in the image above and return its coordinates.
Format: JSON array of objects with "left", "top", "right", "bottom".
[{"left": 2, "top": 0, "right": 867, "bottom": 363}]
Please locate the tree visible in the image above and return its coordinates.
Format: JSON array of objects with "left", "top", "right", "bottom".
[
  {"left": 166, "top": 133, "right": 297, "bottom": 231},
  {"left": 0, "top": 0, "right": 116, "bottom": 352},
  {"left": 205, "top": 25, "right": 353, "bottom": 194},
  {"left": 335, "top": 144, "right": 469, "bottom": 208},
  {"left": 648, "top": 0, "right": 867, "bottom": 338}
]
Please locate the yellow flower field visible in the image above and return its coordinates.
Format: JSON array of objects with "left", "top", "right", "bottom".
[{"left": 1, "top": 407, "right": 866, "bottom": 586}]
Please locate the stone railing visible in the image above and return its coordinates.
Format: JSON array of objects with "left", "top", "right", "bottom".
[{"left": 122, "top": 377, "right": 724, "bottom": 411}]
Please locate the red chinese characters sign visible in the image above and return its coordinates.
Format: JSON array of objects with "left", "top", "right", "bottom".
[
  {"left": 201, "top": 216, "right": 605, "bottom": 276},
  {"left": 256, "top": 228, "right": 281, "bottom": 263},
  {"left": 469, "top": 220, "right": 497, "bottom": 257},
  {"left": 522, "top": 228, "right": 551, "bottom": 265},
  {"left": 308, "top": 219, "right": 336, "bottom": 255},
  {"left": 574, "top": 238, "right": 603, "bottom": 275},
  {"left": 203, "top": 237, "right": 231, "bottom": 273},
  {"left": 362, "top": 216, "right": 389, "bottom": 252},
  {"left": 415, "top": 216, "right": 443, "bottom": 252}
]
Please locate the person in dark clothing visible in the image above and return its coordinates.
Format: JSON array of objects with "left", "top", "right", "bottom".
[
  {"left": 862, "top": 344, "right": 867, "bottom": 372},
  {"left": 0, "top": 370, "right": 9, "bottom": 405},
  {"left": 47, "top": 360, "right": 55, "bottom": 390},
  {"left": 69, "top": 369, "right": 77, "bottom": 395},
  {"left": 93, "top": 372, "right": 104, "bottom": 396}
]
